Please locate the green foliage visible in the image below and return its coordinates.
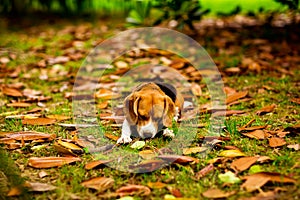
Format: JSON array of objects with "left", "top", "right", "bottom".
[{"left": 275, "top": 0, "right": 299, "bottom": 10}]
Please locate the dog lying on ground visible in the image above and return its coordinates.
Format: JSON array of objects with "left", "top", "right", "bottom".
[{"left": 117, "top": 82, "right": 184, "bottom": 144}]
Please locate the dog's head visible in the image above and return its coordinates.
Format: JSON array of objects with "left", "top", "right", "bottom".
[{"left": 124, "top": 88, "right": 175, "bottom": 139}]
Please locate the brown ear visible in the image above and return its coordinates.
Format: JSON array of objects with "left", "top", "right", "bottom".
[
  {"left": 163, "top": 96, "right": 175, "bottom": 127},
  {"left": 124, "top": 94, "right": 140, "bottom": 125}
]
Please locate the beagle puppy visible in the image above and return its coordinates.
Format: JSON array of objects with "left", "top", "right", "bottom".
[{"left": 117, "top": 82, "right": 184, "bottom": 144}]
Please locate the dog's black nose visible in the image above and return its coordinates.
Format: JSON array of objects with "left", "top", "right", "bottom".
[{"left": 142, "top": 132, "right": 153, "bottom": 138}]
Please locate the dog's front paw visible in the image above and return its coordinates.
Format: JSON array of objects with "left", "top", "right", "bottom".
[
  {"left": 117, "top": 136, "right": 132, "bottom": 144},
  {"left": 163, "top": 128, "right": 175, "bottom": 138}
]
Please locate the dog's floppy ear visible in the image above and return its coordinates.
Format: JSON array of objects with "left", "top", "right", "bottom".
[
  {"left": 124, "top": 93, "right": 140, "bottom": 125},
  {"left": 163, "top": 96, "right": 175, "bottom": 127}
]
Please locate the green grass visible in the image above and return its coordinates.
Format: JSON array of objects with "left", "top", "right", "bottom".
[{"left": 0, "top": 17, "right": 299, "bottom": 200}]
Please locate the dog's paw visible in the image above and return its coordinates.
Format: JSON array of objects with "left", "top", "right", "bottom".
[
  {"left": 163, "top": 128, "right": 175, "bottom": 138},
  {"left": 117, "top": 136, "right": 132, "bottom": 144}
]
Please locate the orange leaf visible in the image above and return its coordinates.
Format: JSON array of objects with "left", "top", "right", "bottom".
[
  {"left": 269, "top": 137, "right": 286, "bottom": 147},
  {"left": 2, "top": 87, "right": 23, "bottom": 97},
  {"left": 195, "top": 164, "right": 214, "bottom": 179},
  {"left": 147, "top": 181, "right": 167, "bottom": 189},
  {"left": 256, "top": 104, "right": 276, "bottom": 115},
  {"left": 22, "top": 118, "right": 56, "bottom": 125},
  {"left": 85, "top": 160, "right": 111, "bottom": 170},
  {"left": 230, "top": 156, "right": 258, "bottom": 172},
  {"left": 6, "top": 102, "right": 31, "bottom": 107},
  {"left": 7, "top": 131, "right": 55, "bottom": 141},
  {"left": 242, "top": 130, "right": 266, "bottom": 140},
  {"left": 116, "top": 184, "right": 151, "bottom": 197},
  {"left": 46, "top": 114, "right": 71, "bottom": 121},
  {"left": 242, "top": 172, "right": 296, "bottom": 192},
  {"left": 28, "top": 157, "right": 81, "bottom": 168},
  {"left": 81, "top": 177, "right": 114, "bottom": 192},
  {"left": 226, "top": 91, "right": 248, "bottom": 104},
  {"left": 202, "top": 188, "right": 236, "bottom": 198}
]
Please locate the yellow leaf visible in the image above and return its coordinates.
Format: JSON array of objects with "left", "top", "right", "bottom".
[{"left": 219, "top": 150, "right": 246, "bottom": 158}]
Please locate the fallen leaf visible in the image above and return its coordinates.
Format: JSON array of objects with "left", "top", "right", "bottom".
[
  {"left": 219, "top": 149, "right": 246, "bottom": 158},
  {"left": 241, "top": 174, "right": 270, "bottom": 192},
  {"left": 22, "top": 118, "right": 56, "bottom": 125},
  {"left": 290, "top": 98, "right": 300, "bottom": 105},
  {"left": 157, "top": 155, "right": 199, "bottom": 165},
  {"left": 238, "top": 125, "right": 267, "bottom": 132},
  {"left": 213, "top": 109, "right": 245, "bottom": 116},
  {"left": 116, "top": 185, "right": 151, "bottom": 197},
  {"left": 287, "top": 144, "right": 299, "bottom": 150},
  {"left": 256, "top": 104, "right": 276, "bottom": 115},
  {"left": 7, "top": 187, "right": 22, "bottom": 197},
  {"left": 269, "top": 137, "right": 286, "bottom": 147},
  {"left": 38, "top": 171, "right": 48, "bottom": 178},
  {"left": 7, "top": 131, "right": 55, "bottom": 141},
  {"left": 81, "top": 177, "right": 114, "bottom": 192},
  {"left": 6, "top": 102, "right": 31, "bottom": 107},
  {"left": 242, "top": 130, "right": 266, "bottom": 140},
  {"left": 130, "top": 160, "right": 166, "bottom": 172},
  {"left": 2, "top": 87, "right": 23, "bottom": 97},
  {"left": 57, "top": 140, "right": 83, "bottom": 153},
  {"left": 25, "top": 181, "right": 56, "bottom": 192},
  {"left": 191, "top": 83, "right": 202, "bottom": 96},
  {"left": 202, "top": 188, "right": 236, "bottom": 199},
  {"left": 85, "top": 160, "right": 112, "bottom": 170},
  {"left": 195, "top": 164, "right": 214, "bottom": 179},
  {"left": 167, "top": 187, "right": 182, "bottom": 198},
  {"left": 226, "top": 91, "right": 248, "bottom": 104},
  {"left": 97, "top": 101, "right": 109, "bottom": 109},
  {"left": 138, "top": 150, "right": 156, "bottom": 160},
  {"left": 104, "top": 133, "right": 119, "bottom": 141},
  {"left": 147, "top": 182, "right": 167, "bottom": 189},
  {"left": 182, "top": 147, "right": 207, "bottom": 155},
  {"left": 241, "top": 172, "right": 296, "bottom": 192},
  {"left": 46, "top": 114, "right": 71, "bottom": 121},
  {"left": 249, "top": 165, "right": 263, "bottom": 174},
  {"left": 230, "top": 156, "right": 258, "bottom": 172},
  {"left": 94, "top": 89, "right": 120, "bottom": 100},
  {"left": 28, "top": 157, "right": 81, "bottom": 168},
  {"left": 130, "top": 141, "right": 145, "bottom": 149},
  {"left": 218, "top": 171, "right": 241, "bottom": 184}
]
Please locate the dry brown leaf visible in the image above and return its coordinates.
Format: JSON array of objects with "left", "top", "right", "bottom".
[
  {"left": 28, "top": 157, "right": 81, "bottom": 168},
  {"left": 97, "top": 101, "right": 109, "bottom": 109},
  {"left": 46, "top": 114, "right": 71, "bottom": 121},
  {"left": 147, "top": 182, "right": 167, "bottom": 189},
  {"left": 256, "top": 104, "right": 276, "bottom": 115},
  {"left": 195, "top": 164, "right": 214, "bottom": 179},
  {"left": 230, "top": 156, "right": 258, "bottom": 172},
  {"left": 242, "top": 130, "right": 266, "bottom": 140},
  {"left": 213, "top": 109, "right": 246, "bottom": 116},
  {"left": 22, "top": 118, "right": 56, "bottom": 125},
  {"left": 269, "top": 137, "right": 286, "bottom": 147},
  {"left": 25, "top": 181, "right": 56, "bottom": 192},
  {"left": 81, "top": 177, "right": 114, "bottom": 192},
  {"left": 85, "top": 160, "right": 112, "bottom": 170},
  {"left": 241, "top": 174, "right": 270, "bottom": 192},
  {"left": 226, "top": 91, "right": 248, "bottom": 104},
  {"left": 7, "top": 131, "right": 55, "bottom": 141},
  {"left": 157, "top": 155, "right": 199, "bottom": 165},
  {"left": 104, "top": 133, "right": 119, "bottom": 141},
  {"left": 0, "top": 138, "right": 16, "bottom": 144},
  {"left": 2, "top": 87, "right": 23, "bottom": 97},
  {"left": 94, "top": 89, "right": 120, "bottom": 100},
  {"left": 223, "top": 86, "right": 236, "bottom": 95},
  {"left": 130, "top": 160, "right": 166, "bottom": 172},
  {"left": 291, "top": 98, "right": 300, "bottom": 105},
  {"left": 7, "top": 187, "right": 23, "bottom": 197},
  {"left": 6, "top": 102, "right": 31, "bottom": 107},
  {"left": 116, "top": 184, "right": 151, "bottom": 197},
  {"left": 287, "top": 144, "right": 299, "bottom": 150},
  {"left": 241, "top": 172, "right": 296, "bottom": 192},
  {"left": 238, "top": 125, "right": 267, "bottom": 132},
  {"left": 138, "top": 150, "right": 157, "bottom": 160},
  {"left": 202, "top": 188, "right": 236, "bottom": 199},
  {"left": 191, "top": 83, "right": 202, "bottom": 96}
]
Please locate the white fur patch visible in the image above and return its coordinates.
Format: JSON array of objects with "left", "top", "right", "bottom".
[
  {"left": 163, "top": 128, "right": 175, "bottom": 138},
  {"left": 138, "top": 121, "right": 157, "bottom": 139}
]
